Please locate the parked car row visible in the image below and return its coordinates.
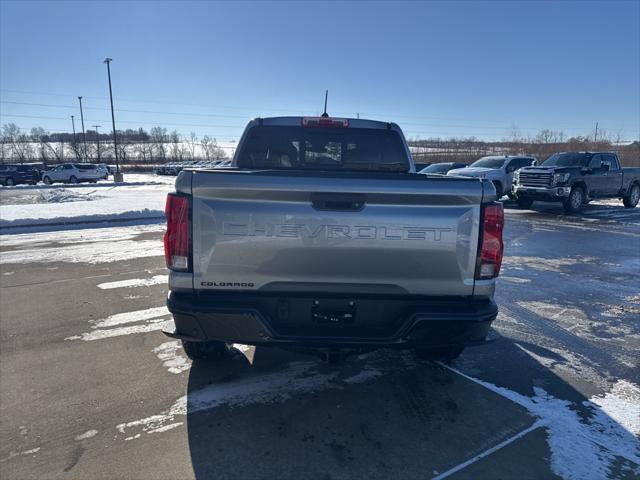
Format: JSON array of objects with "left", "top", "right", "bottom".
[
  {"left": 0, "top": 163, "right": 109, "bottom": 186},
  {"left": 154, "top": 159, "right": 231, "bottom": 175},
  {"left": 0, "top": 163, "right": 42, "bottom": 186},
  {"left": 42, "top": 163, "right": 109, "bottom": 184},
  {"left": 419, "top": 152, "right": 640, "bottom": 213}
]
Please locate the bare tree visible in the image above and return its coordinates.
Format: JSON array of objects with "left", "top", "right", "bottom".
[
  {"left": 169, "top": 130, "right": 182, "bottom": 161},
  {"left": 188, "top": 131, "right": 198, "bottom": 160},
  {"left": 200, "top": 136, "right": 227, "bottom": 161},
  {"left": 3, "top": 124, "right": 33, "bottom": 161},
  {"left": 150, "top": 126, "right": 168, "bottom": 161}
]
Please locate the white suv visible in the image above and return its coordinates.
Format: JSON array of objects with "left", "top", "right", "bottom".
[{"left": 42, "top": 163, "right": 104, "bottom": 184}]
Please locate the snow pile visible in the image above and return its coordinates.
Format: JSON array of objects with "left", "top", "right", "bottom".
[
  {"left": 0, "top": 224, "right": 165, "bottom": 265},
  {"left": 0, "top": 174, "right": 171, "bottom": 229},
  {"left": 37, "top": 188, "right": 99, "bottom": 204}
]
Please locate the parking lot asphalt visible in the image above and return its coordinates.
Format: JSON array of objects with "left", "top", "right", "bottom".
[{"left": 1, "top": 200, "right": 639, "bottom": 480}]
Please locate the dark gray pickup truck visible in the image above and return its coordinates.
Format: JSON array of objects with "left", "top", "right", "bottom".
[
  {"left": 513, "top": 152, "right": 640, "bottom": 213},
  {"left": 163, "top": 116, "right": 504, "bottom": 362}
]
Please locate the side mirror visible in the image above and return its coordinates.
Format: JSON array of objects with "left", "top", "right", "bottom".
[{"left": 532, "top": 160, "right": 538, "bottom": 166}]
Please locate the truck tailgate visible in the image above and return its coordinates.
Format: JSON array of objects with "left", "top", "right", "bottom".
[{"left": 187, "top": 170, "right": 486, "bottom": 296}]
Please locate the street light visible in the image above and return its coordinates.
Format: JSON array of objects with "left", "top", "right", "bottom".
[
  {"left": 78, "top": 96, "right": 88, "bottom": 162},
  {"left": 70, "top": 115, "right": 79, "bottom": 161},
  {"left": 104, "top": 57, "right": 122, "bottom": 181},
  {"left": 92, "top": 125, "right": 101, "bottom": 162}
]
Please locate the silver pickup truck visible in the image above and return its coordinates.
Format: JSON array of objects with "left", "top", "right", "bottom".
[{"left": 163, "top": 116, "right": 504, "bottom": 362}]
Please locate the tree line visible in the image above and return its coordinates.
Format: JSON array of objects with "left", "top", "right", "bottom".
[
  {"left": 409, "top": 128, "right": 639, "bottom": 167},
  {"left": 1, "top": 122, "right": 638, "bottom": 167},
  {"left": 0, "top": 124, "right": 229, "bottom": 164}
]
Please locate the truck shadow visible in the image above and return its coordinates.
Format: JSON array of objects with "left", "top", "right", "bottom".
[{"left": 184, "top": 338, "right": 639, "bottom": 479}]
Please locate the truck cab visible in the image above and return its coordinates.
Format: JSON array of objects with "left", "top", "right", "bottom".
[
  {"left": 513, "top": 152, "right": 640, "bottom": 212},
  {"left": 447, "top": 155, "right": 537, "bottom": 198}
]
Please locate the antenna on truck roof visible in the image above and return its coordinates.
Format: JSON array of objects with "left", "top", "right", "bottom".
[{"left": 321, "top": 90, "right": 329, "bottom": 117}]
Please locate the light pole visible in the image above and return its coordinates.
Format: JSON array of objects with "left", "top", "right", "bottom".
[
  {"left": 78, "top": 96, "right": 88, "bottom": 162},
  {"left": 70, "top": 115, "right": 79, "bottom": 161},
  {"left": 104, "top": 57, "right": 122, "bottom": 181},
  {"left": 92, "top": 125, "right": 101, "bottom": 162}
]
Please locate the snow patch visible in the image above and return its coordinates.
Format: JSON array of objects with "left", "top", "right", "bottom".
[
  {"left": 117, "top": 361, "right": 341, "bottom": 439},
  {"left": 0, "top": 447, "right": 41, "bottom": 463},
  {"left": 66, "top": 306, "right": 171, "bottom": 342},
  {"left": 0, "top": 239, "right": 163, "bottom": 264},
  {"left": 443, "top": 365, "right": 640, "bottom": 480},
  {"left": 0, "top": 224, "right": 165, "bottom": 265},
  {"left": 74, "top": 429, "right": 98, "bottom": 441},
  {"left": 520, "top": 301, "right": 639, "bottom": 341},
  {"left": 154, "top": 341, "right": 191, "bottom": 374},
  {"left": 588, "top": 380, "right": 640, "bottom": 436},
  {"left": 500, "top": 276, "right": 531, "bottom": 284},
  {"left": 503, "top": 255, "right": 596, "bottom": 273},
  {"left": 232, "top": 343, "right": 253, "bottom": 353},
  {"left": 97, "top": 275, "right": 168, "bottom": 290},
  {"left": 344, "top": 367, "right": 384, "bottom": 384}
]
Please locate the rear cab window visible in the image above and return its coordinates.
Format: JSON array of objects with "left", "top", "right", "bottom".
[
  {"left": 602, "top": 154, "right": 620, "bottom": 170},
  {"left": 236, "top": 124, "right": 410, "bottom": 173}
]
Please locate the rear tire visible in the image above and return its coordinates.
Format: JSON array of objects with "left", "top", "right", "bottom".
[
  {"left": 563, "top": 186, "right": 585, "bottom": 213},
  {"left": 181, "top": 340, "right": 231, "bottom": 360},
  {"left": 43, "top": 176, "right": 52, "bottom": 185},
  {"left": 5, "top": 178, "right": 14, "bottom": 186},
  {"left": 69, "top": 175, "right": 78, "bottom": 184},
  {"left": 415, "top": 346, "right": 464, "bottom": 362},
  {"left": 516, "top": 198, "right": 534, "bottom": 209},
  {"left": 623, "top": 184, "right": 640, "bottom": 208}
]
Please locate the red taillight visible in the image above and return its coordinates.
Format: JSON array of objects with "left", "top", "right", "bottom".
[
  {"left": 301, "top": 117, "right": 349, "bottom": 128},
  {"left": 476, "top": 202, "right": 504, "bottom": 280},
  {"left": 164, "top": 193, "right": 190, "bottom": 271}
]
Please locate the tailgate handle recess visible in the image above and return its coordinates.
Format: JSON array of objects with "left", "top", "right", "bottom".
[{"left": 311, "top": 193, "right": 366, "bottom": 212}]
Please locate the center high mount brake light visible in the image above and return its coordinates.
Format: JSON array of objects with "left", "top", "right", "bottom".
[{"left": 301, "top": 117, "right": 349, "bottom": 128}]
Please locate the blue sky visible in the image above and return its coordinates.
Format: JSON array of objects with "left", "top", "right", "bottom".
[{"left": 1, "top": 0, "right": 638, "bottom": 141}]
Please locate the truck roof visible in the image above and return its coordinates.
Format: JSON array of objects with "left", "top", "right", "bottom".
[
  {"left": 248, "top": 116, "right": 403, "bottom": 132},
  {"left": 554, "top": 151, "right": 617, "bottom": 155}
]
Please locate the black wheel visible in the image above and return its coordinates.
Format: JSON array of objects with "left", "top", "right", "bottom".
[
  {"left": 516, "top": 198, "right": 534, "bottom": 209},
  {"left": 181, "top": 340, "right": 231, "bottom": 360},
  {"left": 623, "top": 184, "right": 640, "bottom": 209},
  {"left": 43, "top": 176, "right": 52, "bottom": 185},
  {"left": 492, "top": 181, "right": 503, "bottom": 199},
  {"left": 563, "top": 186, "right": 585, "bottom": 213},
  {"left": 69, "top": 175, "right": 78, "bottom": 184},
  {"left": 415, "top": 346, "right": 464, "bottom": 362},
  {"left": 5, "top": 178, "right": 14, "bottom": 186}
]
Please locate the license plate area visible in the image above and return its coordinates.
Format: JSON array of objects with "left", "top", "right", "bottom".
[{"left": 312, "top": 300, "right": 356, "bottom": 324}]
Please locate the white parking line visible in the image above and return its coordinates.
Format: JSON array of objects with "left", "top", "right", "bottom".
[
  {"left": 431, "top": 421, "right": 543, "bottom": 480},
  {"left": 439, "top": 362, "right": 640, "bottom": 479}
]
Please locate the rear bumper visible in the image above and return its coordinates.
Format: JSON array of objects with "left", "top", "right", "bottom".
[
  {"left": 513, "top": 184, "right": 571, "bottom": 201},
  {"left": 165, "top": 291, "right": 498, "bottom": 349}
]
